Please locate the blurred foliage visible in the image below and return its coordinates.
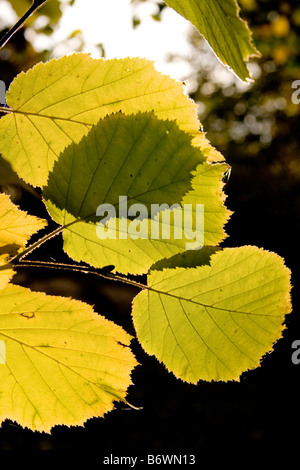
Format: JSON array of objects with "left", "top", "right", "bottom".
[
  {"left": 0, "top": 0, "right": 61, "bottom": 82},
  {"left": 131, "top": 0, "right": 166, "bottom": 26},
  {"left": 0, "top": 0, "right": 88, "bottom": 81},
  {"left": 131, "top": 0, "right": 300, "bottom": 187},
  {"left": 9, "top": 0, "right": 63, "bottom": 31},
  {"left": 0, "top": 22, "right": 45, "bottom": 84},
  {"left": 186, "top": 0, "right": 300, "bottom": 200}
]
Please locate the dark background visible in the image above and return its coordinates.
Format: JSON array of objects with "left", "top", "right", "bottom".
[{"left": 0, "top": 0, "right": 299, "bottom": 456}]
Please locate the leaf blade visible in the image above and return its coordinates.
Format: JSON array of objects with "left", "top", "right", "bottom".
[
  {"left": 0, "top": 55, "right": 222, "bottom": 187},
  {"left": 43, "top": 112, "right": 230, "bottom": 275},
  {"left": 0, "top": 193, "right": 47, "bottom": 289},
  {"left": 0, "top": 284, "right": 137, "bottom": 432},
  {"left": 164, "top": 0, "right": 260, "bottom": 81},
  {"left": 132, "top": 246, "right": 291, "bottom": 382}
]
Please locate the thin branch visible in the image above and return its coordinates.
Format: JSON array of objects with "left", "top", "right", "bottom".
[
  {"left": 9, "top": 225, "right": 64, "bottom": 264},
  {"left": 13, "top": 259, "right": 147, "bottom": 290},
  {"left": 0, "top": 107, "right": 13, "bottom": 114},
  {"left": 0, "top": 0, "right": 49, "bottom": 50}
]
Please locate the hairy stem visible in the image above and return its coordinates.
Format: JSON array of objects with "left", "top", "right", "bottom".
[
  {"left": 9, "top": 225, "right": 64, "bottom": 264},
  {"left": 13, "top": 259, "right": 147, "bottom": 290},
  {"left": 0, "top": 107, "right": 12, "bottom": 114}
]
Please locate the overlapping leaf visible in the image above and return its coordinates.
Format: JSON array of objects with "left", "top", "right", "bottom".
[
  {"left": 43, "top": 112, "right": 230, "bottom": 275},
  {"left": 0, "top": 155, "right": 39, "bottom": 197},
  {"left": 0, "top": 284, "right": 137, "bottom": 432},
  {"left": 164, "top": 0, "right": 260, "bottom": 81},
  {"left": 0, "top": 193, "right": 46, "bottom": 288},
  {"left": 0, "top": 54, "right": 223, "bottom": 187},
  {"left": 132, "top": 246, "right": 291, "bottom": 382}
]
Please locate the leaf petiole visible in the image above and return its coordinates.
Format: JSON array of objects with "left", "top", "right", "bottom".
[
  {"left": 9, "top": 225, "right": 64, "bottom": 264},
  {"left": 12, "top": 259, "right": 147, "bottom": 290},
  {"left": 0, "top": 107, "right": 12, "bottom": 114}
]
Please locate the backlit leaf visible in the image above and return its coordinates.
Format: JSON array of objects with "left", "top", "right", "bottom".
[
  {"left": 43, "top": 112, "right": 230, "bottom": 275},
  {"left": 0, "top": 284, "right": 137, "bottom": 432},
  {"left": 0, "top": 155, "right": 39, "bottom": 197},
  {"left": 0, "top": 54, "right": 222, "bottom": 187},
  {"left": 132, "top": 246, "right": 291, "bottom": 382},
  {"left": 0, "top": 193, "right": 46, "bottom": 288},
  {"left": 164, "top": 0, "right": 260, "bottom": 81},
  {"left": 0, "top": 255, "right": 14, "bottom": 291}
]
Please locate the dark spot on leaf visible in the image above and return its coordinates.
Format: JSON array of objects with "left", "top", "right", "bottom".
[{"left": 19, "top": 312, "right": 35, "bottom": 320}]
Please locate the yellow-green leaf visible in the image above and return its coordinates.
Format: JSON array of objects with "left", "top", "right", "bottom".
[
  {"left": 0, "top": 193, "right": 46, "bottom": 249},
  {"left": 164, "top": 0, "right": 260, "bottom": 81},
  {"left": 132, "top": 246, "right": 291, "bottom": 383},
  {"left": 43, "top": 112, "right": 230, "bottom": 275},
  {"left": 0, "top": 155, "right": 39, "bottom": 197},
  {"left": 0, "top": 193, "right": 47, "bottom": 288},
  {"left": 0, "top": 254, "right": 14, "bottom": 291},
  {"left": 0, "top": 54, "right": 222, "bottom": 187},
  {"left": 0, "top": 284, "right": 137, "bottom": 432}
]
